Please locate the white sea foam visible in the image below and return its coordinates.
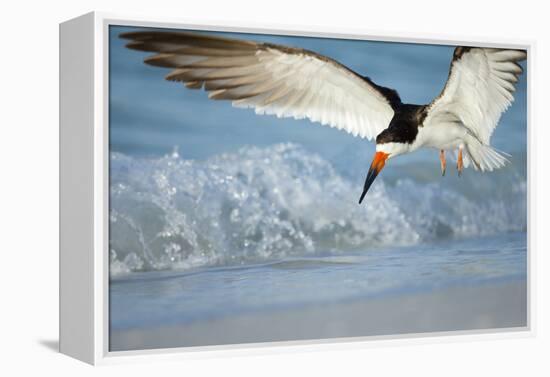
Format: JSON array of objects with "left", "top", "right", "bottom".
[{"left": 109, "top": 143, "right": 526, "bottom": 275}]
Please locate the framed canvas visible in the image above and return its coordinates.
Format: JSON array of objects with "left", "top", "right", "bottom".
[{"left": 59, "top": 11, "right": 533, "bottom": 365}]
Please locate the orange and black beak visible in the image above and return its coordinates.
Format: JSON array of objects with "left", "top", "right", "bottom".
[{"left": 359, "top": 152, "right": 389, "bottom": 204}]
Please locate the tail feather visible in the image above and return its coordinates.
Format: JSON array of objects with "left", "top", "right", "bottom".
[{"left": 465, "top": 140, "right": 510, "bottom": 172}]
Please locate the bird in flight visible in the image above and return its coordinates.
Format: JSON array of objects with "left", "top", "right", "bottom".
[{"left": 120, "top": 31, "right": 526, "bottom": 203}]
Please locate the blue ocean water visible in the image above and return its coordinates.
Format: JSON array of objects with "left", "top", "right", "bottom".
[
  {"left": 110, "top": 232, "right": 526, "bottom": 332},
  {"left": 108, "top": 26, "right": 528, "bottom": 345},
  {"left": 109, "top": 143, "right": 526, "bottom": 274}
]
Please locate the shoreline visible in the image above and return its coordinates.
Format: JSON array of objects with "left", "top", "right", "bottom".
[{"left": 110, "top": 279, "right": 526, "bottom": 351}]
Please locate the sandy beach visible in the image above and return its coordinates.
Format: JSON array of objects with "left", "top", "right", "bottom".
[{"left": 110, "top": 279, "right": 526, "bottom": 351}]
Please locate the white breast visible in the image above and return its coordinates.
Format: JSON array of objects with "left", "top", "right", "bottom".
[{"left": 413, "top": 122, "right": 468, "bottom": 151}]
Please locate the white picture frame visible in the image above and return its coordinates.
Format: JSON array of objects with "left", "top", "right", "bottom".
[{"left": 59, "top": 11, "right": 534, "bottom": 365}]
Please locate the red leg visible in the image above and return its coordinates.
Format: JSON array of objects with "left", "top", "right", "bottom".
[
  {"left": 439, "top": 150, "right": 446, "bottom": 176},
  {"left": 457, "top": 148, "right": 463, "bottom": 176}
]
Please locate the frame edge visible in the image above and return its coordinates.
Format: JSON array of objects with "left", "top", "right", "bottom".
[{"left": 59, "top": 11, "right": 96, "bottom": 365}]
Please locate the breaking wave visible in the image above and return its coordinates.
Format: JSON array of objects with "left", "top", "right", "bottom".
[{"left": 109, "top": 143, "right": 526, "bottom": 275}]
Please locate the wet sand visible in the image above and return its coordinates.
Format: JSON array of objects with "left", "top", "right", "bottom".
[{"left": 110, "top": 279, "right": 527, "bottom": 351}]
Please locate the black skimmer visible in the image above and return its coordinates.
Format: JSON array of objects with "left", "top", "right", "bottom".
[{"left": 120, "top": 31, "right": 527, "bottom": 204}]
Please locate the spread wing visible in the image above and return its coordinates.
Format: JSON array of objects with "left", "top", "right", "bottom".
[
  {"left": 120, "top": 31, "right": 401, "bottom": 140},
  {"left": 424, "top": 47, "right": 527, "bottom": 145}
]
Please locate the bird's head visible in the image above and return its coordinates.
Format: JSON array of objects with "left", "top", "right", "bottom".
[{"left": 358, "top": 134, "right": 411, "bottom": 204}]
